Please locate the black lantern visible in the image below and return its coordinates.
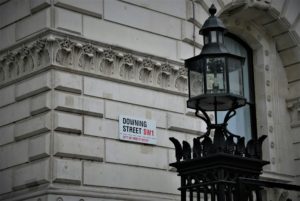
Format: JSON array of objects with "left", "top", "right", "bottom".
[
  {"left": 169, "top": 4, "right": 300, "bottom": 201},
  {"left": 186, "top": 4, "right": 246, "bottom": 111}
]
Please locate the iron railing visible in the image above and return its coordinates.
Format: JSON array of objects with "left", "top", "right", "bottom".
[{"left": 237, "top": 178, "right": 300, "bottom": 201}]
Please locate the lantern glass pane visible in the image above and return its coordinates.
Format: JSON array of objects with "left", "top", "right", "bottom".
[
  {"left": 218, "top": 32, "right": 223, "bottom": 43},
  {"left": 211, "top": 31, "right": 217, "bottom": 43},
  {"left": 205, "top": 57, "right": 226, "bottom": 94},
  {"left": 228, "top": 57, "right": 243, "bottom": 96},
  {"left": 204, "top": 35, "right": 209, "bottom": 44},
  {"left": 189, "top": 70, "right": 204, "bottom": 98}
]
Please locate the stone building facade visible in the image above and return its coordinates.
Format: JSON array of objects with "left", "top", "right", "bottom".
[{"left": 0, "top": 0, "right": 299, "bottom": 200}]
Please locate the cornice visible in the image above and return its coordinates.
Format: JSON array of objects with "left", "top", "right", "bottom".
[
  {"left": 0, "top": 30, "right": 188, "bottom": 96},
  {"left": 0, "top": 184, "right": 179, "bottom": 201}
]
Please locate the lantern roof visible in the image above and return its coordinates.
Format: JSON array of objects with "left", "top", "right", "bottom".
[{"left": 199, "top": 4, "right": 226, "bottom": 35}]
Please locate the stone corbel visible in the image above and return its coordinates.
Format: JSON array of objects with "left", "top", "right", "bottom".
[
  {"left": 2, "top": 52, "right": 16, "bottom": 66},
  {"left": 175, "top": 67, "right": 188, "bottom": 92},
  {"left": 18, "top": 46, "right": 31, "bottom": 60},
  {"left": 82, "top": 43, "right": 95, "bottom": 58},
  {"left": 122, "top": 54, "right": 135, "bottom": 68},
  {"left": 103, "top": 48, "right": 115, "bottom": 63},
  {"left": 60, "top": 38, "right": 74, "bottom": 53},
  {"left": 33, "top": 39, "right": 46, "bottom": 54},
  {"left": 138, "top": 58, "right": 154, "bottom": 83},
  {"left": 119, "top": 54, "right": 135, "bottom": 80},
  {"left": 78, "top": 43, "right": 97, "bottom": 70},
  {"left": 0, "top": 63, "right": 4, "bottom": 81},
  {"left": 17, "top": 46, "right": 34, "bottom": 73},
  {"left": 33, "top": 38, "right": 51, "bottom": 68},
  {"left": 161, "top": 63, "right": 172, "bottom": 76},
  {"left": 156, "top": 63, "right": 172, "bottom": 88},
  {"left": 55, "top": 38, "right": 75, "bottom": 66},
  {"left": 177, "top": 68, "right": 188, "bottom": 80},
  {"left": 140, "top": 58, "right": 153, "bottom": 72},
  {"left": 98, "top": 48, "right": 116, "bottom": 75},
  {"left": 2, "top": 52, "right": 18, "bottom": 79}
]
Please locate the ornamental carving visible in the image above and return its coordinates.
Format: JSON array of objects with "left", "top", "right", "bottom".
[
  {"left": 18, "top": 46, "right": 34, "bottom": 73},
  {"left": 0, "top": 62, "right": 5, "bottom": 82},
  {"left": 56, "top": 38, "right": 74, "bottom": 66},
  {"left": 139, "top": 58, "right": 153, "bottom": 84},
  {"left": 33, "top": 38, "right": 50, "bottom": 67},
  {"left": 2, "top": 52, "right": 18, "bottom": 79},
  {"left": 120, "top": 54, "right": 135, "bottom": 80},
  {"left": 0, "top": 34, "right": 188, "bottom": 95},
  {"left": 103, "top": 48, "right": 115, "bottom": 63},
  {"left": 100, "top": 49, "right": 115, "bottom": 75},
  {"left": 161, "top": 63, "right": 172, "bottom": 76},
  {"left": 141, "top": 58, "right": 153, "bottom": 70},
  {"left": 79, "top": 43, "right": 97, "bottom": 70},
  {"left": 178, "top": 67, "right": 187, "bottom": 79},
  {"left": 157, "top": 63, "right": 172, "bottom": 88},
  {"left": 123, "top": 54, "right": 134, "bottom": 67},
  {"left": 170, "top": 134, "right": 267, "bottom": 162},
  {"left": 175, "top": 68, "right": 188, "bottom": 92}
]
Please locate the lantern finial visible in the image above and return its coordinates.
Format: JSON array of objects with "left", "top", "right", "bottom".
[{"left": 209, "top": 4, "right": 217, "bottom": 16}]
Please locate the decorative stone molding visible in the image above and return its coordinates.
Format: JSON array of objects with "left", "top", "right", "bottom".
[
  {"left": 287, "top": 98, "right": 300, "bottom": 128},
  {"left": 247, "top": 0, "right": 271, "bottom": 9},
  {"left": 0, "top": 33, "right": 187, "bottom": 95}
]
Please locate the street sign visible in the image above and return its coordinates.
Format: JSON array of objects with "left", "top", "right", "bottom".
[{"left": 119, "top": 115, "right": 157, "bottom": 145}]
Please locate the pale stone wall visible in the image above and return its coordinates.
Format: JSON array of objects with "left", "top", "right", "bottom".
[{"left": 0, "top": 0, "right": 300, "bottom": 200}]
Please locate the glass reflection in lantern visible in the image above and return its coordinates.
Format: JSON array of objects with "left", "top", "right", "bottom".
[{"left": 205, "top": 57, "right": 226, "bottom": 94}]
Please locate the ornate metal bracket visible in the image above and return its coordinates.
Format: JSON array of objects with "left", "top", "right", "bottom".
[{"left": 169, "top": 107, "right": 267, "bottom": 162}]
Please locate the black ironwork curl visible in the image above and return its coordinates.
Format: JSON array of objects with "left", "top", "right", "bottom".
[{"left": 169, "top": 107, "right": 267, "bottom": 162}]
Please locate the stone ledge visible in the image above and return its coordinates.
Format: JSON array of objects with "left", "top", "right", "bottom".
[
  {"left": 0, "top": 185, "right": 180, "bottom": 201},
  {"left": 53, "top": 132, "right": 104, "bottom": 161},
  {"left": 54, "top": 0, "right": 103, "bottom": 18},
  {"left": 28, "top": 133, "right": 50, "bottom": 161},
  {"left": 0, "top": 124, "right": 14, "bottom": 146},
  {"left": 12, "top": 159, "right": 50, "bottom": 190},
  {"left": 54, "top": 112, "right": 82, "bottom": 134},
  {"left": 14, "top": 112, "right": 51, "bottom": 140},
  {"left": 0, "top": 169, "right": 12, "bottom": 194},
  {"left": 83, "top": 162, "right": 179, "bottom": 194},
  {"left": 0, "top": 31, "right": 187, "bottom": 97},
  {"left": 15, "top": 71, "right": 52, "bottom": 101},
  {"left": 53, "top": 158, "right": 82, "bottom": 185},
  {"left": 105, "top": 140, "right": 169, "bottom": 170},
  {"left": 0, "top": 140, "right": 29, "bottom": 170}
]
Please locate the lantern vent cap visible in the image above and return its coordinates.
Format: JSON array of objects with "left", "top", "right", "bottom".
[{"left": 199, "top": 4, "right": 226, "bottom": 35}]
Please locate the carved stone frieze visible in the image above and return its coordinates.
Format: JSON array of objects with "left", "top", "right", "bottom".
[
  {"left": 139, "top": 58, "right": 154, "bottom": 84},
  {"left": 158, "top": 63, "right": 172, "bottom": 88},
  {"left": 79, "top": 43, "right": 97, "bottom": 70},
  {"left": 56, "top": 38, "right": 75, "bottom": 67},
  {"left": 33, "top": 38, "right": 51, "bottom": 68},
  {"left": 119, "top": 54, "right": 135, "bottom": 80},
  {"left": 0, "top": 37, "right": 51, "bottom": 83},
  {"left": 1, "top": 51, "right": 19, "bottom": 79},
  {"left": 0, "top": 34, "right": 188, "bottom": 94},
  {"left": 18, "top": 46, "right": 34, "bottom": 74},
  {"left": 175, "top": 68, "right": 188, "bottom": 92}
]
